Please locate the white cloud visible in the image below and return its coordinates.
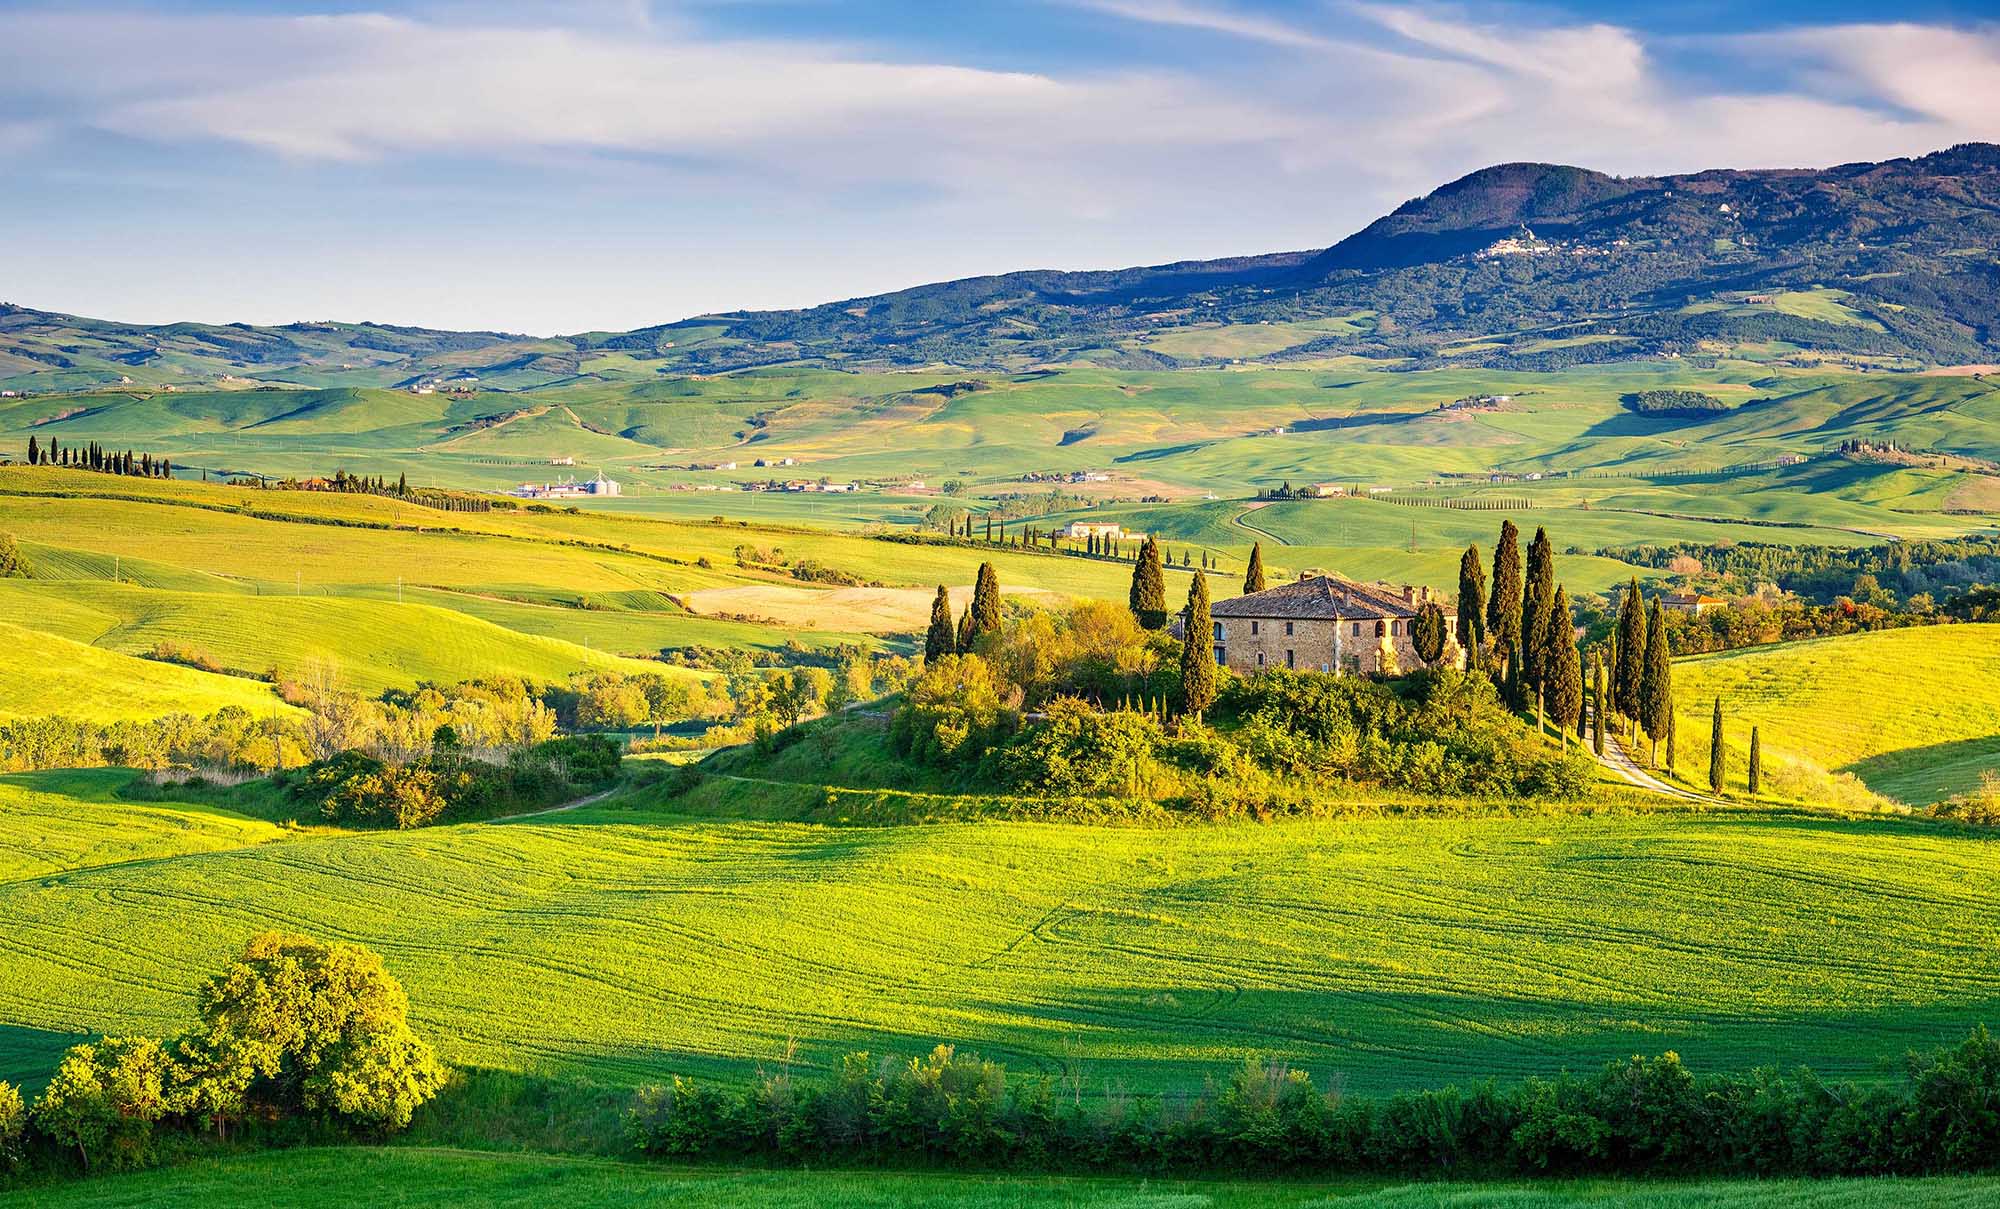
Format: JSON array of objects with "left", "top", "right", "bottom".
[{"left": 1068, "top": 0, "right": 1347, "bottom": 51}]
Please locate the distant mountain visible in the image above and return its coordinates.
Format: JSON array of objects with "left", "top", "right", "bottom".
[{"left": 4, "top": 144, "right": 1996, "bottom": 390}]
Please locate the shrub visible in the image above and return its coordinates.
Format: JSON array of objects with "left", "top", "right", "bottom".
[
  {"left": 32, "top": 1036, "right": 174, "bottom": 1171},
  {"left": 888, "top": 655, "right": 1016, "bottom": 766},
  {"left": 0, "top": 1081, "right": 24, "bottom": 1173}
]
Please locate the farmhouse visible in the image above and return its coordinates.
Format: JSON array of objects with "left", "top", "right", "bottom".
[
  {"left": 510, "top": 471, "right": 621, "bottom": 500},
  {"left": 1063, "top": 520, "right": 1128, "bottom": 540},
  {"left": 1661, "top": 591, "right": 1726, "bottom": 615},
  {"left": 1207, "top": 574, "right": 1449, "bottom": 676}
]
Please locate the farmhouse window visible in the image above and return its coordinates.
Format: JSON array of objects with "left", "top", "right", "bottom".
[
  {"left": 1213, "top": 621, "right": 1224, "bottom": 640},
  {"left": 1214, "top": 646, "right": 1227, "bottom": 663},
  {"left": 1250, "top": 620, "right": 1259, "bottom": 635},
  {"left": 1284, "top": 621, "right": 1294, "bottom": 636},
  {"left": 1256, "top": 652, "right": 1265, "bottom": 667},
  {"left": 1285, "top": 649, "right": 1295, "bottom": 668}
]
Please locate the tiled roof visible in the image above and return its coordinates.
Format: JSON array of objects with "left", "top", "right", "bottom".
[{"left": 1210, "top": 574, "right": 1420, "bottom": 621}]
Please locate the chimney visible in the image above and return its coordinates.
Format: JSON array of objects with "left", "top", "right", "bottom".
[{"left": 1403, "top": 585, "right": 1417, "bottom": 604}]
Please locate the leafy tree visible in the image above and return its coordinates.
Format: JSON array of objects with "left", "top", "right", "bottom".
[
  {"left": 1456, "top": 544, "right": 1486, "bottom": 666},
  {"left": 1748, "top": 726, "right": 1761, "bottom": 795},
  {"left": 924, "top": 585, "right": 956, "bottom": 663},
  {"left": 185, "top": 932, "right": 445, "bottom": 1131},
  {"left": 1709, "top": 697, "right": 1726, "bottom": 794},
  {"left": 635, "top": 673, "right": 700, "bottom": 739},
  {"left": 32, "top": 1036, "right": 173, "bottom": 1170},
  {"left": 1178, "top": 573, "right": 1216, "bottom": 717},
  {"left": 1412, "top": 600, "right": 1448, "bottom": 669},
  {"left": 1640, "top": 600, "right": 1672, "bottom": 766},
  {"left": 0, "top": 1080, "right": 22, "bottom": 1173},
  {"left": 1129, "top": 536, "right": 1168, "bottom": 629},
  {"left": 1522, "top": 527, "right": 1555, "bottom": 688},
  {"left": 887, "top": 654, "right": 1012, "bottom": 765},
  {"left": 968, "top": 562, "right": 1003, "bottom": 643},
  {"left": 1488, "top": 520, "right": 1523, "bottom": 654},
  {"left": 1613, "top": 579, "right": 1646, "bottom": 732},
  {"left": 577, "top": 674, "right": 649, "bottom": 731},
  {"left": 0, "top": 532, "right": 24, "bottom": 578},
  {"left": 1544, "top": 586, "right": 1582, "bottom": 749},
  {"left": 1243, "top": 542, "right": 1268, "bottom": 593}
]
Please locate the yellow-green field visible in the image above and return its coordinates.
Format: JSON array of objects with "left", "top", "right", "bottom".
[
  {"left": 1672, "top": 626, "right": 2000, "bottom": 805},
  {"left": 0, "top": 622, "right": 293, "bottom": 722}
]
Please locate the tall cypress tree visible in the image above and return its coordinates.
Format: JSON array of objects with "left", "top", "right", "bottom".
[
  {"left": 1640, "top": 600, "right": 1672, "bottom": 767},
  {"left": 1487, "top": 520, "right": 1523, "bottom": 655},
  {"left": 1243, "top": 542, "right": 1267, "bottom": 594},
  {"left": 1748, "top": 726, "right": 1762, "bottom": 795},
  {"left": 1545, "top": 586, "right": 1582, "bottom": 750},
  {"left": 1129, "top": 536, "right": 1168, "bottom": 629},
  {"left": 1178, "top": 572, "right": 1216, "bottom": 718},
  {"left": 26, "top": 436, "right": 37, "bottom": 465},
  {"left": 968, "top": 562, "right": 1002, "bottom": 643},
  {"left": 1591, "top": 655, "right": 1607, "bottom": 756},
  {"left": 1522, "top": 527, "right": 1554, "bottom": 689},
  {"left": 1613, "top": 578, "right": 1646, "bottom": 733},
  {"left": 1456, "top": 543, "right": 1486, "bottom": 667},
  {"left": 923, "top": 585, "right": 956, "bottom": 663},
  {"left": 1709, "top": 697, "right": 1726, "bottom": 794},
  {"left": 1504, "top": 637, "right": 1525, "bottom": 710}
]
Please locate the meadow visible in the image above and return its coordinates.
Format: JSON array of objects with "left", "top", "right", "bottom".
[
  {"left": 3, "top": 769, "right": 1996, "bottom": 1102},
  {"left": 7, "top": 1147, "right": 1999, "bottom": 1209},
  {"left": 1671, "top": 625, "right": 2000, "bottom": 804}
]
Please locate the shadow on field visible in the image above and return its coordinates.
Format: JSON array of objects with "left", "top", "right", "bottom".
[
  {"left": 0, "top": 1024, "right": 89, "bottom": 1091},
  {"left": 1845, "top": 735, "right": 2000, "bottom": 807}
]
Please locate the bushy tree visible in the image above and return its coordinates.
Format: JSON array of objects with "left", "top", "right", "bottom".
[
  {"left": 888, "top": 654, "right": 1013, "bottom": 766},
  {"left": 1488, "top": 520, "right": 1523, "bottom": 653},
  {"left": 968, "top": 562, "right": 1002, "bottom": 644},
  {"left": 0, "top": 1080, "right": 21, "bottom": 1173},
  {"left": 1243, "top": 542, "right": 1267, "bottom": 594},
  {"left": 924, "top": 585, "right": 956, "bottom": 663},
  {"left": 1456, "top": 543, "right": 1486, "bottom": 665},
  {"left": 1412, "top": 600, "right": 1448, "bottom": 669},
  {"left": 1178, "top": 573, "right": 1216, "bottom": 717},
  {"left": 1129, "top": 537, "right": 1168, "bottom": 629},
  {"left": 1640, "top": 600, "right": 1672, "bottom": 766},
  {"left": 33, "top": 1036, "right": 174, "bottom": 1170},
  {"left": 186, "top": 932, "right": 445, "bottom": 1131},
  {"left": 0, "top": 533, "right": 24, "bottom": 579}
]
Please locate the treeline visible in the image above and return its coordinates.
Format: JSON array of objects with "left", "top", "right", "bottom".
[
  {"left": 279, "top": 734, "right": 620, "bottom": 828},
  {"left": 0, "top": 934, "right": 440, "bottom": 1178},
  {"left": 1624, "top": 389, "right": 1730, "bottom": 416},
  {"left": 1608, "top": 535, "right": 2000, "bottom": 608},
  {"left": 252, "top": 469, "right": 497, "bottom": 514},
  {"left": 627, "top": 1027, "right": 2000, "bottom": 1179},
  {"left": 22, "top": 437, "right": 170, "bottom": 478}
]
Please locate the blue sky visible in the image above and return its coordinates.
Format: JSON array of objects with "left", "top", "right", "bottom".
[{"left": 1, "top": 1, "right": 1995, "bottom": 334}]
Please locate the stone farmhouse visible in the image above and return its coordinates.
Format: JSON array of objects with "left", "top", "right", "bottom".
[{"left": 1206, "top": 574, "right": 1451, "bottom": 676}]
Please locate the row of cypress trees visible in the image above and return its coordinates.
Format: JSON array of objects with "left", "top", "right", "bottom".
[{"left": 24, "top": 436, "right": 171, "bottom": 478}]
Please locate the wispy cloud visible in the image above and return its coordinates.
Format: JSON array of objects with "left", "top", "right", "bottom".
[{"left": 1067, "top": 0, "right": 1346, "bottom": 51}]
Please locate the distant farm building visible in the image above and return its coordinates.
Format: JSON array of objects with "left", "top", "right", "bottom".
[
  {"left": 1063, "top": 521, "right": 1129, "bottom": 541},
  {"left": 1661, "top": 591, "right": 1726, "bottom": 615},
  {"left": 1207, "top": 574, "right": 1455, "bottom": 676},
  {"left": 510, "top": 471, "right": 621, "bottom": 500}
]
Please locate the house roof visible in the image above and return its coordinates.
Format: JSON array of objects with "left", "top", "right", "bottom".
[{"left": 1210, "top": 574, "right": 1421, "bottom": 621}]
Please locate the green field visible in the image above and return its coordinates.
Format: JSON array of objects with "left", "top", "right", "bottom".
[
  {"left": 4, "top": 770, "right": 1995, "bottom": 1100},
  {"left": 0, "top": 621, "right": 294, "bottom": 722},
  {"left": 1672, "top": 626, "right": 2000, "bottom": 805},
  {"left": 6, "top": 1146, "right": 1997, "bottom": 1209}
]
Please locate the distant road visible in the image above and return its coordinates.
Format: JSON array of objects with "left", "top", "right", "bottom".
[
  {"left": 1231, "top": 501, "right": 1290, "bottom": 546},
  {"left": 1588, "top": 707, "right": 1722, "bottom": 804}
]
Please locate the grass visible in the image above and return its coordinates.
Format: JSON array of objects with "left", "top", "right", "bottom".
[
  {"left": 1671, "top": 625, "right": 2000, "bottom": 805},
  {"left": 3, "top": 773, "right": 1997, "bottom": 1098},
  {"left": 0, "top": 621, "right": 293, "bottom": 722},
  {"left": 8, "top": 1146, "right": 2000, "bottom": 1208}
]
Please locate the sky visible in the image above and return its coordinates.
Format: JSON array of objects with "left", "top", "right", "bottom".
[{"left": 1, "top": 1, "right": 1996, "bottom": 335}]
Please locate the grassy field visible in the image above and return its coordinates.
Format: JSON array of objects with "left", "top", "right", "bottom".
[
  {"left": 3, "top": 770, "right": 1995, "bottom": 1100},
  {"left": 1671, "top": 626, "right": 2000, "bottom": 805},
  {"left": 0, "top": 621, "right": 294, "bottom": 722},
  {"left": 8, "top": 1146, "right": 1999, "bottom": 1209}
]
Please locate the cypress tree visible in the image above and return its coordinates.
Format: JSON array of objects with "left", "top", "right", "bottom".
[
  {"left": 955, "top": 601, "right": 974, "bottom": 651},
  {"left": 1412, "top": 600, "right": 1448, "bottom": 669},
  {"left": 1488, "top": 520, "right": 1523, "bottom": 655},
  {"left": 1544, "top": 586, "right": 1582, "bottom": 750},
  {"left": 1178, "top": 572, "right": 1216, "bottom": 718},
  {"left": 1504, "top": 637, "right": 1525, "bottom": 710},
  {"left": 1709, "top": 697, "right": 1726, "bottom": 794},
  {"left": 923, "top": 586, "right": 956, "bottom": 663},
  {"left": 397, "top": 472, "right": 407, "bottom": 495},
  {"left": 1613, "top": 578, "right": 1646, "bottom": 732},
  {"left": 969, "top": 562, "right": 1002, "bottom": 642},
  {"left": 1640, "top": 600, "right": 1672, "bottom": 767},
  {"left": 1748, "top": 726, "right": 1762, "bottom": 795},
  {"left": 1129, "top": 536, "right": 1168, "bottom": 629},
  {"left": 1592, "top": 655, "right": 1608, "bottom": 757},
  {"left": 1243, "top": 542, "right": 1267, "bottom": 594},
  {"left": 1522, "top": 527, "right": 1554, "bottom": 689},
  {"left": 1456, "top": 543, "right": 1486, "bottom": 667},
  {"left": 26, "top": 436, "right": 37, "bottom": 465}
]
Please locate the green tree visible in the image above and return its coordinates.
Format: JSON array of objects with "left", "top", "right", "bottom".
[
  {"left": 577, "top": 673, "right": 649, "bottom": 731},
  {"left": 1748, "top": 726, "right": 1762, "bottom": 795},
  {"left": 186, "top": 931, "right": 445, "bottom": 1131},
  {"left": 1412, "top": 600, "right": 1448, "bottom": 669},
  {"left": 1613, "top": 578, "right": 1646, "bottom": 733},
  {"left": 1522, "top": 526, "right": 1555, "bottom": 688},
  {"left": 0, "top": 1080, "right": 22, "bottom": 1173},
  {"left": 1592, "top": 654, "right": 1608, "bottom": 757},
  {"left": 1640, "top": 599, "right": 1673, "bottom": 766},
  {"left": 1503, "top": 637, "right": 1525, "bottom": 710},
  {"left": 25, "top": 436, "right": 37, "bottom": 465},
  {"left": 1709, "top": 697, "right": 1726, "bottom": 794},
  {"left": 0, "top": 532, "right": 24, "bottom": 579},
  {"left": 1243, "top": 542, "right": 1267, "bottom": 594},
  {"left": 968, "top": 562, "right": 1003, "bottom": 643},
  {"left": 1129, "top": 536, "right": 1168, "bottom": 629},
  {"left": 1487, "top": 520, "right": 1523, "bottom": 654},
  {"left": 1456, "top": 543, "right": 1486, "bottom": 666},
  {"left": 32, "top": 1036, "right": 173, "bottom": 1170},
  {"left": 1177, "top": 573, "right": 1216, "bottom": 717},
  {"left": 924, "top": 585, "right": 956, "bottom": 663},
  {"left": 1544, "top": 586, "right": 1582, "bottom": 749},
  {"left": 636, "top": 674, "right": 699, "bottom": 739}
]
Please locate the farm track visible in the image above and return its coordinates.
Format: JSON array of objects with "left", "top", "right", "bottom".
[{"left": 1229, "top": 501, "right": 1290, "bottom": 545}]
